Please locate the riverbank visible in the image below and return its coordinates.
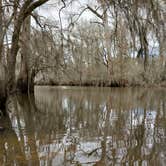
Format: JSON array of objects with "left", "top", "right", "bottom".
[{"left": 35, "top": 80, "right": 166, "bottom": 88}]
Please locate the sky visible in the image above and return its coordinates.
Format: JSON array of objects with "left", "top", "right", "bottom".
[{"left": 35, "top": 0, "right": 98, "bottom": 28}]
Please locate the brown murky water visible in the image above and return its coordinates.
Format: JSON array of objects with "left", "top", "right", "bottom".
[{"left": 0, "top": 86, "right": 166, "bottom": 166}]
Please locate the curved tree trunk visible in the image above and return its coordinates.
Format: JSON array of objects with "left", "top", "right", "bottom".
[
  {"left": 0, "top": 0, "right": 49, "bottom": 117},
  {"left": 7, "top": 0, "right": 49, "bottom": 95}
]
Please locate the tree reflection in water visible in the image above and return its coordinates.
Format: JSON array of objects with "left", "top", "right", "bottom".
[{"left": 0, "top": 87, "right": 165, "bottom": 166}]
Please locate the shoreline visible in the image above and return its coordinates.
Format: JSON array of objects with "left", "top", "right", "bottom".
[{"left": 35, "top": 81, "right": 166, "bottom": 88}]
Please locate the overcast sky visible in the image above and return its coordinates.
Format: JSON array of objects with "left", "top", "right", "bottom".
[{"left": 34, "top": 0, "right": 98, "bottom": 28}]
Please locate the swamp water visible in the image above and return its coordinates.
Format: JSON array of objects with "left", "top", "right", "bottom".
[{"left": 0, "top": 86, "right": 166, "bottom": 166}]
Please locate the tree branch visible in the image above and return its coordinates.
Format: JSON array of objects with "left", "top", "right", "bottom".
[
  {"left": 24, "top": 0, "right": 49, "bottom": 19},
  {"left": 87, "top": 5, "right": 103, "bottom": 19}
]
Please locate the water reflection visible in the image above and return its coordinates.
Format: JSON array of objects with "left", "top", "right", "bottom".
[{"left": 0, "top": 87, "right": 166, "bottom": 166}]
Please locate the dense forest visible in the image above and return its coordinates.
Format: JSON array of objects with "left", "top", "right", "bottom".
[{"left": 0, "top": 0, "right": 166, "bottom": 110}]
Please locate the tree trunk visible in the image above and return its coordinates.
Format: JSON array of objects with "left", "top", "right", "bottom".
[
  {"left": 0, "top": 0, "right": 2, "bottom": 61},
  {"left": 0, "top": 63, "right": 7, "bottom": 112},
  {"left": 29, "top": 71, "right": 35, "bottom": 93},
  {"left": 158, "top": 32, "right": 166, "bottom": 67},
  {"left": 143, "top": 34, "right": 148, "bottom": 72},
  {"left": 7, "top": 14, "right": 24, "bottom": 94},
  {"left": 139, "top": 26, "right": 148, "bottom": 72},
  {"left": 101, "top": 0, "right": 113, "bottom": 82},
  {"left": 7, "top": 0, "right": 49, "bottom": 95},
  {"left": 17, "top": 16, "right": 31, "bottom": 93},
  {"left": 0, "top": 1, "right": 6, "bottom": 111}
]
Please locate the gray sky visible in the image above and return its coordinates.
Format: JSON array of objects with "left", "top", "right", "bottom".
[{"left": 35, "top": 0, "right": 98, "bottom": 28}]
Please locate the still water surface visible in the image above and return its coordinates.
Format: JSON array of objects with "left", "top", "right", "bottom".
[{"left": 0, "top": 86, "right": 166, "bottom": 166}]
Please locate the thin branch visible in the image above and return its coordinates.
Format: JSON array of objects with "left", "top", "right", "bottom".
[{"left": 87, "top": 5, "right": 103, "bottom": 19}]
